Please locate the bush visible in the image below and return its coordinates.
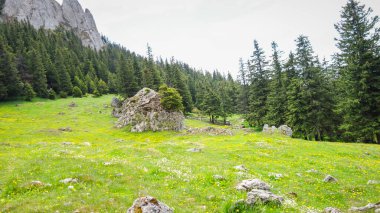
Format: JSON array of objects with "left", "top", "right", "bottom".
[
  {"left": 159, "top": 84, "right": 184, "bottom": 112},
  {"left": 97, "top": 79, "right": 108, "bottom": 95},
  {"left": 24, "top": 83, "right": 36, "bottom": 101},
  {"left": 72, "top": 86, "right": 83, "bottom": 98},
  {"left": 47, "top": 88, "right": 56, "bottom": 100},
  {"left": 59, "top": 91, "right": 68, "bottom": 98},
  {"left": 93, "top": 89, "right": 101, "bottom": 98}
]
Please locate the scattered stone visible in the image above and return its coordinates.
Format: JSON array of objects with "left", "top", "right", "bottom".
[
  {"left": 104, "top": 162, "right": 112, "bottom": 166},
  {"left": 306, "top": 169, "right": 318, "bottom": 173},
  {"left": 324, "top": 175, "right": 338, "bottom": 182},
  {"left": 30, "top": 181, "right": 44, "bottom": 187},
  {"left": 187, "top": 148, "right": 202, "bottom": 153},
  {"left": 236, "top": 179, "right": 271, "bottom": 191},
  {"left": 269, "top": 173, "right": 283, "bottom": 180},
  {"left": 115, "top": 139, "right": 125, "bottom": 143},
  {"left": 58, "top": 112, "right": 65, "bottom": 115},
  {"left": 324, "top": 207, "right": 341, "bottom": 213},
  {"left": 278, "top": 125, "right": 293, "bottom": 137},
  {"left": 83, "top": 142, "right": 91, "bottom": 146},
  {"left": 296, "top": 173, "right": 302, "bottom": 177},
  {"left": 213, "top": 175, "right": 225, "bottom": 181},
  {"left": 367, "top": 180, "right": 379, "bottom": 185},
  {"left": 375, "top": 209, "right": 380, "bottom": 213},
  {"left": 58, "top": 127, "right": 72, "bottom": 132},
  {"left": 62, "top": 142, "right": 73, "bottom": 146},
  {"left": 349, "top": 202, "right": 380, "bottom": 212},
  {"left": 246, "top": 189, "right": 284, "bottom": 205},
  {"left": 115, "top": 173, "right": 124, "bottom": 177},
  {"left": 127, "top": 196, "right": 173, "bottom": 213},
  {"left": 263, "top": 124, "right": 277, "bottom": 134},
  {"left": 60, "top": 178, "right": 78, "bottom": 184},
  {"left": 68, "top": 102, "right": 77, "bottom": 107},
  {"left": 263, "top": 124, "right": 293, "bottom": 137},
  {"left": 187, "top": 127, "right": 234, "bottom": 136},
  {"left": 68, "top": 185, "right": 75, "bottom": 190},
  {"left": 113, "top": 88, "right": 185, "bottom": 132},
  {"left": 111, "top": 97, "right": 121, "bottom": 108},
  {"left": 234, "top": 165, "right": 248, "bottom": 172},
  {"left": 207, "top": 195, "right": 216, "bottom": 201}
]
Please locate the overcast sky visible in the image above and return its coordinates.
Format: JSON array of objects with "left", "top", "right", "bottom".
[{"left": 57, "top": 0, "right": 379, "bottom": 76}]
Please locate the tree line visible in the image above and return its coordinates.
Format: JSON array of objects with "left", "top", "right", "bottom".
[
  {"left": 0, "top": 0, "right": 378, "bottom": 143},
  {"left": 238, "top": 0, "right": 379, "bottom": 143}
]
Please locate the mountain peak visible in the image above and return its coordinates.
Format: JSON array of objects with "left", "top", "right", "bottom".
[{"left": 1, "top": 0, "right": 104, "bottom": 50}]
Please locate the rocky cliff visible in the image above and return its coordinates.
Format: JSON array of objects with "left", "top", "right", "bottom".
[{"left": 1, "top": 0, "right": 104, "bottom": 50}]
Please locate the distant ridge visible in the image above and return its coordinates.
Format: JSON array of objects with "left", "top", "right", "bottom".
[{"left": 0, "top": 0, "right": 104, "bottom": 50}]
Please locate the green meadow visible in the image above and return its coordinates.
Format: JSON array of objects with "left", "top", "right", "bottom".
[{"left": 0, "top": 95, "right": 379, "bottom": 212}]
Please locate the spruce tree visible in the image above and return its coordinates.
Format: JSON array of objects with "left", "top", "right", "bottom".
[
  {"left": 247, "top": 40, "right": 269, "bottom": 127},
  {"left": 265, "top": 42, "right": 286, "bottom": 126},
  {"left": 335, "top": 0, "right": 380, "bottom": 143},
  {"left": 28, "top": 48, "right": 48, "bottom": 97},
  {"left": 237, "top": 58, "right": 249, "bottom": 114}
]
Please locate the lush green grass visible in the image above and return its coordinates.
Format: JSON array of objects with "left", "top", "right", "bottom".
[{"left": 0, "top": 95, "right": 379, "bottom": 212}]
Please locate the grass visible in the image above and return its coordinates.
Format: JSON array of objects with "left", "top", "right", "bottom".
[{"left": 0, "top": 95, "right": 379, "bottom": 212}]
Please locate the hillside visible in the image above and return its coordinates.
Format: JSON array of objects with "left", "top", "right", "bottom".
[{"left": 0, "top": 96, "right": 379, "bottom": 212}]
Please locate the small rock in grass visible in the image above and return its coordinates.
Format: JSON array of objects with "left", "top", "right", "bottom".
[
  {"left": 236, "top": 179, "right": 271, "bottom": 191},
  {"left": 60, "top": 178, "right": 78, "bottom": 184},
  {"left": 62, "top": 142, "right": 72, "bottom": 146},
  {"left": 187, "top": 148, "right": 202, "bottom": 153},
  {"left": 30, "top": 181, "right": 44, "bottom": 187},
  {"left": 306, "top": 169, "right": 318, "bottom": 173},
  {"left": 234, "top": 165, "right": 248, "bottom": 172},
  {"left": 104, "top": 162, "right": 112, "bottom": 166},
  {"left": 68, "top": 102, "right": 77, "bottom": 107},
  {"left": 83, "top": 142, "right": 91, "bottom": 146},
  {"left": 367, "top": 180, "right": 379, "bottom": 185},
  {"left": 246, "top": 189, "right": 284, "bottom": 205},
  {"left": 115, "top": 139, "right": 125, "bottom": 143},
  {"left": 207, "top": 195, "right": 216, "bottom": 201},
  {"left": 287, "top": 192, "right": 298, "bottom": 198},
  {"left": 324, "top": 175, "right": 338, "bottom": 183},
  {"left": 349, "top": 202, "right": 380, "bottom": 212},
  {"left": 296, "top": 173, "right": 302, "bottom": 177},
  {"left": 68, "top": 185, "right": 75, "bottom": 190},
  {"left": 115, "top": 173, "right": 124, "bottom": 177},
  {"left": 324, "top": 207, "right": 342, "bottom": 213},
  {"left": 58, "top": 127, "right": 72, "bottom": 132},
  {"left": 127, "top": 196, "right": 173, "bottom": 213},
  {"left": 213, "top": 175, "right": 225, "bottom": 181},
  {"left": 269, "top": 173, "right": 283, "bottom": 180}
]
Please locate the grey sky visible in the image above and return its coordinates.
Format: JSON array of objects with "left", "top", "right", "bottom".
[{"left": 57, "top": 0, "right": 380, "bottom": 75}]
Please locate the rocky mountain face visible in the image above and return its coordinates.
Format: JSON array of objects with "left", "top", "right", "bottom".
[{"left": 1, "top": 0, "right": 104, "bottom": 50}]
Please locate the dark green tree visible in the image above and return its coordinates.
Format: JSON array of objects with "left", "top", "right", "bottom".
[
  {"left": 24, "top": 83, "right": 36, "bottom": 101},
  {"left": 335, "top": 0, "right": 380, "bottom": 143},
  {"left": 247, "top": 40, "right": 269, "bottom": 127},
  {"left": 159, "top": 84, "right": 184, "bottom": 112}
]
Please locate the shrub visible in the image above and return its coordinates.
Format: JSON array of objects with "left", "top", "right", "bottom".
[
  {"left": 72, "top": 86, "right": 83, "bottom": 98},
  {"left": 159, "top": 84, "right": 184, "bottom": 112},
  {"left": 47, "top": 88, "right": 56, "bottom": 100},
  {"left": 97, "top": 80, "right": 108, "bottom": 95},
  {"left": 93, "top": 89, "right": 101, "bottom": 98},
  {"left": 24, "top": 83, "right": 36, "bottom": 101},
  {"left": 59, "top": 91, "right": 68, "bottom": 98}
]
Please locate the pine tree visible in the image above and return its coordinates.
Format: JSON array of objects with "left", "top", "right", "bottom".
[
  {"left": 265, "top": 42, "right": 286, "bottom": 126},
  {"left": 247, "top": 40, "right": 269, "bottom": 127},
  {"left": 55, "top": 50, "right": 73, "bottom": 94},
  {"left": 335, "top": 0, "right": 380, "bottom": 143},
  {"left": 237, "top": 58, "right": 249, "bottom": 114},
  {"left": 28, "top": 48, "right": 48, "bottom": 97},
  {"left": 24, "top": 82, "right": 36, "bottom": 101}
]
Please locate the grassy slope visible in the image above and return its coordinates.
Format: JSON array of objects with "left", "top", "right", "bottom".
[{"left": 0, "top": 95, "right": 379, "bottom": 212}]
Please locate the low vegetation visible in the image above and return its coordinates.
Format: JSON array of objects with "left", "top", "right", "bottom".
[{"left": 0, "top": 96, "right": 379, "bottom": 212}]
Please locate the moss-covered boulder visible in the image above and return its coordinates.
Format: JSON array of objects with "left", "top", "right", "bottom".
[{"left": 112, "top": 88, "right": 184, "bottom": 132}]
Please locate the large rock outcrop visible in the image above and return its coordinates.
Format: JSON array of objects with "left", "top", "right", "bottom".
[
  {"left": 113, "top": 88, "right": 185, "bottom": 132},
  {"left": 1, "top": 0, "right": 104, "bottom": 50}
]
